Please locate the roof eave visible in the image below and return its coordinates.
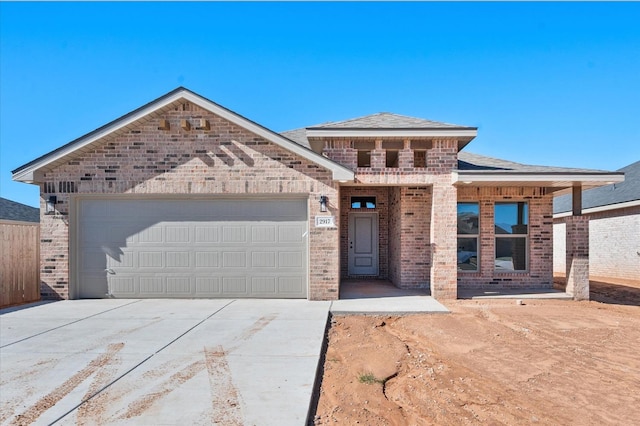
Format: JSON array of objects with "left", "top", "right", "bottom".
[
  {"left": 554, "top": 198, "right": 640, "bottom": 218},
  {"left": 454, "top": 171, "right": 625, "bottom": 190},
  {"left": 306, "top": 128, "right": 478, "bottom": 138}
]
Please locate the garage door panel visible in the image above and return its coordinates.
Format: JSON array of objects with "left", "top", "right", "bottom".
[
  {"left": 222, "top": 252, "right": 246, "bottom": 268},
  {"left": 107, "top": 251, "right": 135, "bottom": 269},
  {"left": 223, "top": 226, "right": 247, "bottom": 243},
  {"left": 252, "top": 252, "right": 276, "bottom": 268},
  {"left": 166, "top": 251, "right": 190, "bottom": 268},
  {"left": 166, "top": 226, "right": 191, "bottom": 243},
  {"left": 195, "top": 226, "right": 219, "bottom": 243},
  {"left": 278, "top": 277, "right": 306, "bottom": 294},
  {"left": 138, "top": 227, "right": 163, "bottom": 244},
  {"left": 140, "top": 277, "right": 164, "bottom": 294},
  {"left": 223, "top": 277, "right": 248, "bottom": 294},
  {"left": 110, "top": 277, "right": 136, "bottom": 295},
  {"left": 78, "top": 198, "right": 307, "bottom": 299},
  {"left": 279, "top": 225, "right": 305, "bottom": 243},
  {"left": 252, "top": 226, "right": 277, "bottom": 243},
  {"left": 139, "top": 251, "right": 163, "bottom": 268},
  {"left": 195, "top": 251, "right": 220, "bottom": 268},
  {"left": 167, "top": 277, "right": 192, "bottom": 295},
  {"left": 251, "top": 277, "right": 277, "bottom": 295},
  {"left": 279, "top": 252, "right": 303, "bottom": 268}
]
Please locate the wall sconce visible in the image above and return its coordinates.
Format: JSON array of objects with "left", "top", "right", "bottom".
[
  {"left": 319, "top": 195, "right": 328, "bottom": 213},
  {"left": 46, "top": 195, "right": 57, "bottom": 215}
]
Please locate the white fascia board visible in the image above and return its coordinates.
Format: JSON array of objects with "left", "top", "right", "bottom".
[
  {"left": 182, "top": 93, "right": 354, "bottom": 181},
  {"left": 13, "top": 89, "right": 355, "bottom": 183},
  {"left": 306, "top": 129, "right": 477, "bottom": 138},
  {"left": 553, "top": 199, "right": 640, "bottom": 218},
  {"left": 454, "top": 173, "right": 625, "bottom": 185}
]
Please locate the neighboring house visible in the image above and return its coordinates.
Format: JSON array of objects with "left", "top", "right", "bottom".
[
  {"left": 11, "top": 87, "right": 623, "bottom": 301},
  {"left": 553, "top": 161, "right": 640, "bottom": 282},
  {"left": 0, "top": 197, "right": 39, "bottom": 223}
]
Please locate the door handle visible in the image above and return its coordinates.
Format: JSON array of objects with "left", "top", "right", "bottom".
[{"left": 105, "top": 268, "right": 115, "bottom": 275}]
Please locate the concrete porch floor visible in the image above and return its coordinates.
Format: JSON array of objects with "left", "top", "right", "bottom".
[
  {"left": 330, "top": 279, "right": 449, "bottom": 315},
  {"left": 458, "top": 288, "right": 572, "bottom": 300}
]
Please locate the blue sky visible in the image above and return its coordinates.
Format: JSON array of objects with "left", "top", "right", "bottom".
[{"left": 1, "top": 2, "right": 639, "bottom": 208}]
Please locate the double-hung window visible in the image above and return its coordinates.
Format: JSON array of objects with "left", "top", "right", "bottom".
[
  {"left": 494, "top": 202, "right": 528, "bottom": 271},
  {"left": 457, "top": 202, "right": 479, "bottom": 271}
]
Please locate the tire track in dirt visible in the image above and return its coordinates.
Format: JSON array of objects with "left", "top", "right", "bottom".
[
  {"left": 204, "top": 346, "right": 243, "bottom": 425},
  {"left": 9, "top": 343, "right": 125, "bottom": 425},
  {"left": 117, "top": 359, "right": 205, "bottom": 420},
  {"left": 68, "top": 313, "right": 272, "bottom": 423},
  {"left": 74, "top": 347, "right": 124, "bottom": 424}
]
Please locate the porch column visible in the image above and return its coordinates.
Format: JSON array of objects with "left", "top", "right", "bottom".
[
  {"left": 565, "top": 215, "right": 590, "bottom": 300},
  {"left": 430, "top": 176, "right": 457, "bottom": 298}
]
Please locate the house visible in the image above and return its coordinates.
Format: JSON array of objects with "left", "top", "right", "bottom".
[
  {"left": 0, "top": 197, "right": 40, "bottom": 223},
  {"left": 553, "top": 161, "right": 639, "bottom": 283},
  {"left": 11, "top": 87, "right": 624, "bottom": 301}
]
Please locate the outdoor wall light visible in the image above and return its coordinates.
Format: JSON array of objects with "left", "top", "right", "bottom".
[
  {"left": 319, "top": 195, "right": 328, "bottom": 212},
  {"left": 45, "top": 195, "right": 57, "bottom": 215}
]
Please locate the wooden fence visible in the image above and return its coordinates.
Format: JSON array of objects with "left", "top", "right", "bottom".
[{"left": 1, "top": 220, "right": 40, "bottom": 308}]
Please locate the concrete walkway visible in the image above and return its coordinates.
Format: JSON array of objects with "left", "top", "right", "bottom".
[
  {"left": 458, "top": 288, "right": 573, "bottom": 300},
  {"left": 331, "top": 280, "right": 449, "bottom": 314},
  {"left": 0, "top": 299, "right": 330, "bottom": 426}
]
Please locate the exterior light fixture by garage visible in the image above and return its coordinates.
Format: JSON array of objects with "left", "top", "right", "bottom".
[
  {"left": 46, "top": 195, "right": 57, "bottom": 215},
  {"left": 319, "top": 195, "right": 328, "bottom": 212}
]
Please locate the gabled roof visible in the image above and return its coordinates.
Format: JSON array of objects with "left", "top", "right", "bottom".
[
  {"left": 307, "top": 112, "right": 474, "bottom": 130},
  {"left": 12, "top": 87, "right": 354, "bottom": 183},
  {"left": 0, "top": 198, "right": 39, "bottom": 223},
  {"left": 456, "top": 152, "right": 624, "bottom": 193},
  {"left": 553, "top": 160, "right": 640, "bottom": 214}
]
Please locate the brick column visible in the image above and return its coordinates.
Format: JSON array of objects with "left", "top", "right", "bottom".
[
  {"left": 565, "top": 216, "right": 589, "bottom": 300},
  {"left": 370, "top": 139, "right": 385, "bottom": 169},
  {"left": 430, "top": 176, "right": 457, "bottom": 298},
  {"left": 398, "top": 139, "right": 414, "bottom": 169},
  {"left": 428, "top": 139, "right": 458, "bottom": 299}
]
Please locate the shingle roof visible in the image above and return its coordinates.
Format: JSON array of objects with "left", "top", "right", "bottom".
[
  {"left": 0, "top": 198, "right": 40, "bottom": 222},
  {"left": 281, "top": 126, "right": 621, "bottom": 178},
  {"left": 458, "top": 152, "right": 612, "bottom": 175},
  {"left": 280, "top": 127, "right": 311, "bottom": 149},
  {"left": 553, "top": 160, "right": 640, "bottom": 214},
  {"left": 305, "top": 112, "right": 475, "bottom": 130}
]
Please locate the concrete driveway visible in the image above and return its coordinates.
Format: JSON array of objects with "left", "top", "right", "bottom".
[{"left": 0, "top": 299, "right": 330, "bottom": 425}]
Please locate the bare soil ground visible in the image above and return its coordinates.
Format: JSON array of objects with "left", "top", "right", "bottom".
[{"left": 313, "top": 278, "right": 640, "bottom": 425}]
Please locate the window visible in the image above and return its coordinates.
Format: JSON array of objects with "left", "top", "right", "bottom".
[
  {"left": 494, "top": 202, "right": 528, "bottom": 271},
  {"left": 351, "top": 196, "right": 376, "bottom": 209},
  {"left": 457, "top": 202, "right": 479, "bottom": 271}
]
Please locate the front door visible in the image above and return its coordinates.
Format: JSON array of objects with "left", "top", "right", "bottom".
[{"left": 348, "top": 213, "right": 379, "bottom": 275}]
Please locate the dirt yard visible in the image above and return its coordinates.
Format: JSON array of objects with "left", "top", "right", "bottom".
[{"left": 313, "top": 279, "right": 640, "bottom": 425}]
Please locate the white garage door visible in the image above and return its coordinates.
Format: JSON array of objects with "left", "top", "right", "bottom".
[{"left": 77, "top": 198, "right": 308, "bottom": 299}]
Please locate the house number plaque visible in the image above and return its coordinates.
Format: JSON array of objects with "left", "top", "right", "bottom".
[{"left": 315, "top": 216, "right": 336, "bottom": 228}]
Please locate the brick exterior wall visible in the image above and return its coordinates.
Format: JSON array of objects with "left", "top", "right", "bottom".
[
  {"left": 39, "top": 101, "right": 339, "bottom": 301},
  {"left": 339, "top": 186, "right": 389, "bottom": 279},
  {"left": 389, "top": 187, "right": 432, "bottom": 289},
  {"left": 457, "top": 187, "right": 554, "bottom": 290},
  {"left": 565, "top": 216, "right": 590, "bottom": 300},
  {"left": 553, "top": 205, "right": 640, "bottom": 282}
]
